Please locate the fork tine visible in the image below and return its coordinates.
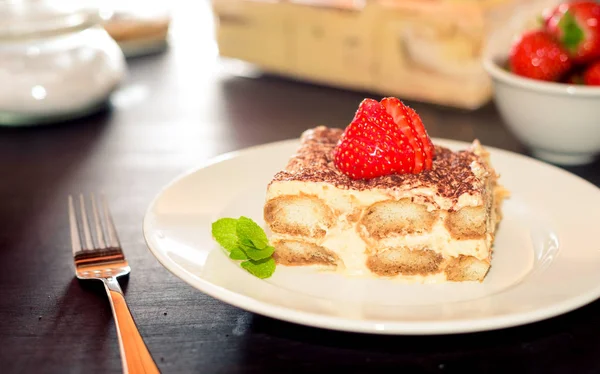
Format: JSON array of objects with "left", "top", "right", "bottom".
[
  {"left": 101, "top": 194, "right": 121, "bottom": 248},
  {"left": 91, "top": 193, "right": 106, "bottom": 249},
  {"left": 79, "top": 194, "right": 94, "bottom": 250},
  {"left": 68, "top": 195, "right": 82, "bottom": 255}
]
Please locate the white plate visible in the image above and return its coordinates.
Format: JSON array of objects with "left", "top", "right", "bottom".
[{"left": 142, "top": 138, "right": 600, "bottom": 335}]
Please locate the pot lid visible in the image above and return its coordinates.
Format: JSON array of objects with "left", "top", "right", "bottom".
[{"left": 0, "top": 0, "right": 101, "bottom": 39}]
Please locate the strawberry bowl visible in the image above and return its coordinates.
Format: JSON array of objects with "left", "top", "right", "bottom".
[{"left": 482, "top": 0, "right": 600, "bottom": 166}]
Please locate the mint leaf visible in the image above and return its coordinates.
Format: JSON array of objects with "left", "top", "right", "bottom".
[
  {"left": 239, "top": 242, "right": 256, "bottom": 252},
  {"left": 236, "top": 216, "right": 268, "bottom": 249},
  {"left": 559, "top": 10, "right": 584, "bottom": 52},
  {"left": 241, "top": 257, "right": 276, "bottom": 279},
  {"left": 238, "top": 239, "right": 274, "bottom": 260},
  {"left": 229, "top": 247, "right": 249, "bottom": 260},
  {"left": 245, "top": 245, "right": 275, "bottom": 261},
  {"left": 212, "top": 216, "right": 277, "bottom": 279},
  {"left": 211, "top": 218, "right": 239, "bottom": 252}
]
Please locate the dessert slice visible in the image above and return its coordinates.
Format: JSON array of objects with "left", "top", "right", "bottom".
[{"left": 263, "top": 99, "right": 507, "bottom": 282}]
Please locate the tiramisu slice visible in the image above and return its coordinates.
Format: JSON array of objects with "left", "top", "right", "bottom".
[{"left": 264, "top": 98, "right": 507, "bottom": 282}]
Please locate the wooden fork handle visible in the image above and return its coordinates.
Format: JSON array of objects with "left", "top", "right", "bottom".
[{"left": 103, "top": 277, "right": 160, "bottom": 374}]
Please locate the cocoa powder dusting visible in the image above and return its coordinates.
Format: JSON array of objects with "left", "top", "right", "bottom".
[{"left": 271, "top": 126, "right": 490, "bottom": 201}]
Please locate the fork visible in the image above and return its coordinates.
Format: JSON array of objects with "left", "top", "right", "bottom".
[{"left": 69, "top": 193, "right": 160, "bottom": 374}]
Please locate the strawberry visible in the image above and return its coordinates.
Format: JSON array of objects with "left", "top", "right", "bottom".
[
  {"left": 583, "top": 60, "right": 600, "bottom": 85},
  {"left": 380, "top": 97, "right": 426, "bottom": 173},
  {"left": 562, "top": 70, "right": 585, "bottom": 84},
  {"left": 334, "top": 99, "right": 415, "bottom": 179},
  {"left": 405, "top": 106, "right": 435, "bottom": 169},
  {"left": 509, "top": 30, "right": 572, "bottom": 81},
  {"left": 380, "top": 97, "right": 435, "bottom": 170},
  {"left": 544, "top": 1, "right": 600, "bottom": 64}
]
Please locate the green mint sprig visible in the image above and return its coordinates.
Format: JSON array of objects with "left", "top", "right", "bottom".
[{"left": 211, "top": 216, "right": 276, "bottom": 279}]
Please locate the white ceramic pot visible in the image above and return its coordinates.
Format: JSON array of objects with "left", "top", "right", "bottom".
[
  {"left": 482, "top": 0, "right": 600, "bottom": 166},
  {"left": 0, "top": 0, "right": 127, "bottom": 126}
]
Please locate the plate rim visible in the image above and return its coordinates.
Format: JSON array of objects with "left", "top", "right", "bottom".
[{"left": 142, "top": 137, "right": 600, "bottom": 335}]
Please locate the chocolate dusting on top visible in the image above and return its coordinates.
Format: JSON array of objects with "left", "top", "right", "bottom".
[{"left": 270, "top": 126, "right": 491, "bottom": 202}]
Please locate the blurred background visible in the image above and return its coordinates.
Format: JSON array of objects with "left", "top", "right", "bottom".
[
  {"left": 0, "top": 0, "right": 598, "bottom": 166},
  {"left": 213, "top": 0, "right": 518, "bottom": 110},
  {"left": 0, "top": 0, "right": 530, "bottom": 121}
]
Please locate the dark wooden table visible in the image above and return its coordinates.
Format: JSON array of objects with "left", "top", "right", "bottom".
[{"left": 1, "top": 4, "right": 600, "bottom": 373}]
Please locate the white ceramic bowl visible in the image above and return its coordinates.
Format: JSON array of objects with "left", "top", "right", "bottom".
[
  {"left": 482, "top": 0, "right": 600, "bottom": 166},
  {"left": 483, "top": 59, "right": 600, "bottom": 166}
]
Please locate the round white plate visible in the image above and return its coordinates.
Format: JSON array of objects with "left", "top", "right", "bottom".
[{"left": 143, "top": 138, "right": 600, "bottom": 335}]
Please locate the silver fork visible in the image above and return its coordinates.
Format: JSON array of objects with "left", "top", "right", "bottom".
[{"left": 69, "top": 193, "right": 160, "bottom": 374}]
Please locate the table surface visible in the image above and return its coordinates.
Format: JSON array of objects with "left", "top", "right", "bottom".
[{"left": 1, "top": 3, "right": 600, "bottom": 374}]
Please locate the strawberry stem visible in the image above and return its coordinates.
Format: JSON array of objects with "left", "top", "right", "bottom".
[
  {"left": 537, "top": 15, "right": 545, "bottom": 27},
  {"left": 559, "top": 10, "right": 584, "bottom": 53}
]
